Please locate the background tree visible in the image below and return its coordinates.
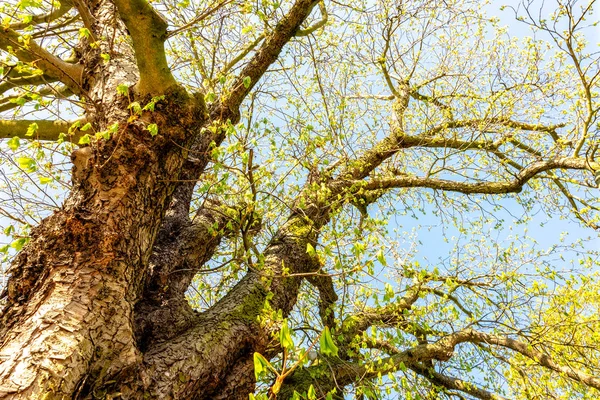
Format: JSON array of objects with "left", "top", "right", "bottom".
[{"left": 0, "top": 0, "right": 599, "bottom": 399}]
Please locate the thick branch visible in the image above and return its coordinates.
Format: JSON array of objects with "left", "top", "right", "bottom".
[
  {"left": 113, "top": 0, "right": 178, "bottom": 95},
  {"left": 407, "top": 362, "right": 507, "bottom": 400},
  {"left": 425, "top": 117, "right": 566, "bottom": 136},
  {"left": 306, "top": 274, "right": 338, "bottom": 327},
  {"left": 341, "top": 286, "right": 421, "bottom": 340},
  {"left": 358, "top": 157, "right": 592, "bottom": 195},
  {"left": 143, "top": 199, "right": 245, "bottom": 301},
  {"left": 468, "top": 330, "right": 600, "bottom": 390},
  {"left": 0, "top": 28, "right": 82, "bottom": 92},
  {"left": 0, "top": 119, "right": 83, "bottom": 143},
  {"left": 213, "top": 0, "right": 320, "bottom": 121}
]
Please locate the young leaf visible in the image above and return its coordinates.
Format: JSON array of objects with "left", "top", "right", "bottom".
[
  {"left": 279, "top": 319, "right": 294, "bottom": 350},
  {"left": 26, "top": 122, "right": 38, "bottom": 136},
  {"left": 78, "top": 134, "right": 91, "bottom": 145},
  {"left": 243, "top": 76, "right": 252, "bottom": 88},
  {"left": 10, "top": 237, "right": 28, "bottom": 251},
  {"left": 146, "top": 123, "right": 159, "bottom": 137},
  {"left": 376, "top": 249, "right": 387, "bottom": 266},
  {"left": 204, "top": 92, "right": 216, "bottom": 103},
  {"left": 319, "top": 327, "right": 338, "bottom": 357},
  {"left": 128, "top": 101, "right": 142, "bottom": 114},
  {"left": 78, "top": 27, "right": 91, "bottom": 39},
  {"left": 307, "top": 385, "right": 317, "bottom": 400},
  {"left": 7, "top": 136, "right": 20, "bottom": 151},
  {"left": 16, "top": 157, "right": 36, "bottom": 173},
  {"left": 306, "top": 242, "right": 316, "bottom": 256},
  {"left": 116, "top": 84, "right": 129, "bottom": 96},
  {"left": 253, "top": 352, "right": 270, "bottom": 380}
]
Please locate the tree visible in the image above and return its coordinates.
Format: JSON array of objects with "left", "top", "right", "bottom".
[{"left": 0, "top": 0, "right": 598, "bottom": 398}]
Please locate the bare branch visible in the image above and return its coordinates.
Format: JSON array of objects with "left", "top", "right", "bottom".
[
  {"left": 70, "top": 0, "right": 98, "bottom": 42},
  {"left": 425, "top": 118, "right": 566, "bottom": 137},
  {"left": 0, "top": 74, "right": 58, "bottom": 95},
  {"left": 0, "top": 84, "right": 74, "bottom": 113},
  {"left": 167, "top": 0, "right": 235, "bottom": 38},
  {"left": 8, "top": 0, "right": 74, "bottom": 30}
]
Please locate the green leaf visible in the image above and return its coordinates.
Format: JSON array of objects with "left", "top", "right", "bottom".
[
  {"left": 128, "top": 101, "right": 142, "bottom": 114},
  {"left": 80, "top": 122, "right": 93, "bottom": 131},
  {"left": 376, "top": 249, "right": 387, "bottom": 266},
  {"left": 78, "top": 134, "right": 91, "bottom": 145},
  {"left": 26, "top": 122, "right": 38, "bottom": 136},
  {"left": 243, "top": 76, "right": 252, "bottom": 88},
  {"left": 17, "top": 0, "right": 42, "bottom": 10},
  {"left": 4, "top": 225, "right": 14, "bottom": 235},
  {"left": 253, "top": 352, "right": 270, "bottom": 380},
  {"left": 7, "top": 136, "right": 20, "bottom": 151},
  {"left": 146, "top": 123, "right": 159, "bottom": 137},
  {"left": 307, "top": 385, "right": 316, "bottom": 400},
  {"left": 100, "top": 53, "right": 110, "bottom": 63},
  {"left": 279, "top": 319, "right": 294, "bottom": 350},
  {"left": 10, "top": 96, "right": 27, "bottom": 107},
  {"left": 78, "top": 27, "right": 91, "bottom": 39},
  {"left": 39, "top": 176, "right": 53, "bottom": 184},
  {"left": 117, "top": 84, "right": 129, "bottom": 96},
  {"left": 0, "top": 245, "right": 9, "bottom": 254},
  {"left": 10, "top": 237, "right": 28, "bottom": 251},
  {"left": 108, "top": 122, "right": 120, "bottom": 133},
  {"left": 204, "top": 92, "right": 216, "bottom": 103},
  {"left": 306, "top": 242, "right": 316, "bottom": 256},
  {"left": 384, "top": 283, "right": 394, "bottom": 302},
  {"left": 319, "top": 327, "right": 338, "bottom": 357},
  {"left": 16, "top": 157, "right": 36, "bottom": 173}
]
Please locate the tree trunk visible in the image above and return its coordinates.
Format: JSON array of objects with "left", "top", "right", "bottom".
[{"left": 0, "top": 0, "right": 323, "bottom": 397}]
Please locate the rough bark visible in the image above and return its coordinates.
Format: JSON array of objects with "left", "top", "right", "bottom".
[{"left": 0, "top": 0, "right": 323, "bottom": 398}]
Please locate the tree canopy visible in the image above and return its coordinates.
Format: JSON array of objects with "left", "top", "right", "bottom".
[{"left": 0, "top": 0, "right": 599, "bottom": 399}]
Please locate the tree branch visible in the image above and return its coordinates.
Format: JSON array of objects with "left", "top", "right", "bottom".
[
  {"left": 0, "top": 27, "right": 82, "bottom": 92},
  {"left": 8, "top": 0, "right": 74, "bottom": 30},
  {"left": 407, "top": 361, "right": 507, "bottom": 400},
  {"left": 424, "top": 117, "right": 566, "bottom": 137},
  {"left": 113, "top": 0, "right": 178, "bottom": 95},
  {"left": 295, "top": 2, "right": 328, "bottom": 36},
  {"left": 0, "top": 119, "right": 83, "bottom": 143},
  {"left": 0, "top": 73, "right": 59, "bottom": 95},
  {"left": 212, "top": 0, "right": 321, "bottom": 121},
  {"left": 357, "top": 157, "right": 592, "bottom": 195},
  {"left": 467, "top": 330, "right": 600, "bottom": 390},
  {"left": 0, "top": 84, "right": 73, "bottom": 113}
]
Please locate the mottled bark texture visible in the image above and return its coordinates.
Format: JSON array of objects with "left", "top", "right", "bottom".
[
  {"left": 0, "top": 0, "right": 322, "bottom": 398},
  {"left": 1, "top": 0, "right": 598, "bottom": 398}
]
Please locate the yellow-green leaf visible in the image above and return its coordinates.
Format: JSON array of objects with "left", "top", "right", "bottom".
[
  {"left": 16, "top": 157, "right": 36, "bottom": 173},
  {"left": 319, "top": 326, "right": 338, "bottom": 357},
  {"left": 7, "top": 136, "right": 20, "bottom": 151},
  {"left": 279, "top": 319, "right": 294, "bottom": 350}
]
